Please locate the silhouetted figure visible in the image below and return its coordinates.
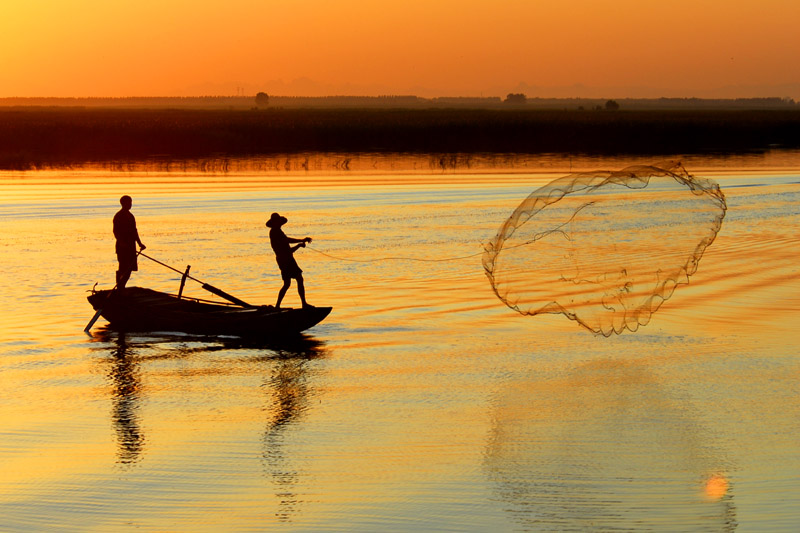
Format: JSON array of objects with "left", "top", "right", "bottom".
[
  {"left": 113, "top": 195, "right": 146, "bottom": 290},
  {"left": 266, "top": 212, "right": 312, "bottom": 308}
]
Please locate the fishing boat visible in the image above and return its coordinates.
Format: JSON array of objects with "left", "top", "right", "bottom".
[{"left": 87, "top": 287, "right": 332, "bottom": 337}]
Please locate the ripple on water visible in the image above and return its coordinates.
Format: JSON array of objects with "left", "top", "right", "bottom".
[{"left": 0, "top": 165, "right": 798, "bottom": 530}]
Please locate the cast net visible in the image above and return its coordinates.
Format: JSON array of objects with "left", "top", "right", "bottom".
[{"left": 482, "top": 163, "right": 727, "bottom": 336}]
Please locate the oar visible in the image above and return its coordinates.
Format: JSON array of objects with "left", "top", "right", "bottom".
[
  {"left": 85, "top": 284, "right": 116, "bottom": 333},
  {"left": 139, "top": 252, "right": 254, "bottom": 308}
]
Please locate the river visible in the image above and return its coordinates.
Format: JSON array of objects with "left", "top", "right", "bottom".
[{"left": 1, "top": 152, "right": 798, "bottom": 531}]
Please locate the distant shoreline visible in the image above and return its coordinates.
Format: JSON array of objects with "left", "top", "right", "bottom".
[
  {"left": 2, "top": 106, "right": 799, "bottom": 170},
  {"left": 1, "top": 95, "right": 797, "bottom": 110}
]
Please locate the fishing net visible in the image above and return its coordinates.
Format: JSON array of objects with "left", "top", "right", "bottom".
[{"left": 483, "top": 163, "right": 727, "bottom": 335}]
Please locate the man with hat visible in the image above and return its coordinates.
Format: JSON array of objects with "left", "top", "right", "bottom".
[{"left": 266, "top": 212, "right": 313, "bottom": 308}]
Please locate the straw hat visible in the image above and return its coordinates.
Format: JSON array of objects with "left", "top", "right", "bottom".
[{"left": 266, "top": 212, "right": 287, "bottom": 228}]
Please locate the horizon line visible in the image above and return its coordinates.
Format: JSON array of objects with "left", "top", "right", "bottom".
[{"left": 1, "top": 94, "right": 797, "bottom": 101}]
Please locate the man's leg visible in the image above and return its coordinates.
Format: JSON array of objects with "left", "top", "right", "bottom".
[
  {"left": 296, "top": 275, "right": 308, "bottom": 307},
  {"left": 276, "top": 278, "right": 291, "bottom": 308},
  {"left": 117, "top": 267, "right": 132, "bottom": 289}
]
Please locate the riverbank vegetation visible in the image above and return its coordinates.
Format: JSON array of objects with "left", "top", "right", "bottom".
[{"left": 2, "top": 106, "right": 799, "bottom": 170}]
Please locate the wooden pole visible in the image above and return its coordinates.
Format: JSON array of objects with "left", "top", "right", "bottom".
[
  {"left": 138, "top": 252, "right": 253, "bottom": 308},
  {"left": 178, "top": 265, "right": 191, "bottom": 299}
]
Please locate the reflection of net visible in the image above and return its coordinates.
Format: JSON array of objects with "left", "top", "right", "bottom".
[
  {"left": 483, "top": 163, "right": 727, "bottom": 336},
  {"left": 485, "top": 359, "right": 737, "bottom": 530}
]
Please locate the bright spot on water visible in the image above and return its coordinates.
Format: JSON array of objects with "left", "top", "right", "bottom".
[{"left": 704, "top": 474, "right": 730, "bottom": 501}]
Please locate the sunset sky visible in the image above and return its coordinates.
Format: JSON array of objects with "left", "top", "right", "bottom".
[{"left": 2, "top": 0, "right": 799, "bottom": 98}]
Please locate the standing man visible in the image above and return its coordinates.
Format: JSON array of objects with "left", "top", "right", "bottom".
[
  {"left": 266, "top": 212, "right": 312, "bottom": 308},
  {"left": 113, "top": 195, "right": 146, "bottom": 290}
]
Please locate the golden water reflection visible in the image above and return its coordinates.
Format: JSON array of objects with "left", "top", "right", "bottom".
[
  {"left": 1, "top": 161, "right": 798, "bottom": 530},
  {"left": 91, "top": 329, "right": 326, "bottom": 521},
  {"left": 105, "top": 334, "right": 145, "bottom": 466},
  {"left": 486, "top": 358, "right": 738, "bottom": 530}
]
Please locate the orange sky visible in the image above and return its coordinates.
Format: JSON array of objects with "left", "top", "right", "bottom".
[{"left": 2, "top": 0, "right": 799, "bottom": 98}]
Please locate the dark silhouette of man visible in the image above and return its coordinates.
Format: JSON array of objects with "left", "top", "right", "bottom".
[
  {"left": 113, "top": 195, "right": 146, "bottom": 289},
  {"left": 266, "top": 212, "right": 312, "bottom": 308}
]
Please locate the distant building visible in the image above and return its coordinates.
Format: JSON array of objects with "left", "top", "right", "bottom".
[{"left": 504, "top": 93, "right": 527, "bottom": 105}]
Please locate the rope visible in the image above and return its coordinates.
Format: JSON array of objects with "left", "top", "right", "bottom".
[
  {"left": 304, "top": 202, "right": 594, "bottom": 264},
  {"left": 306, "top": 245, "right": 484, "bottom": 263}
]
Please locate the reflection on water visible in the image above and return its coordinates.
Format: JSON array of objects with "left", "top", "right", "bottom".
[
  {"left": 55, "top": 148, "right": 800, "bottom": 176},
  {"left": 262, "top": 350, "right": 319, "bottom": 522},
  {"left": 105, "top": 334, "right": 145, "bottom": 466},
  {"left": 0, "top": 160, "right": 798, "bottom": 530},
  {"left": 486, "top": 358, "right": 737, "bottom": 531},
  {"left": 90, "top": 329, "right": 326, "bottom": 522}
]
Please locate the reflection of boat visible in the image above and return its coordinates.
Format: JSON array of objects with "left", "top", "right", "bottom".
[
  {"left": 90, "top": 328, "right": 326, "bottom": 499},
  {"left": 88, "top": 287, "right": 332, "bottom": 337}
]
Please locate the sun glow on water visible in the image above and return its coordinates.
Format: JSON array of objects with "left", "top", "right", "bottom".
[{"left": 0, "top": 159, "right": 798, "bottom": 530}]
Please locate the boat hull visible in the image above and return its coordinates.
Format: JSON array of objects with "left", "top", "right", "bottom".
[{"left": 87, "top": 287, "right": 331, "bottom": 337}]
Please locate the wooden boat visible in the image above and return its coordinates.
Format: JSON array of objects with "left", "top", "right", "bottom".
[{"left": 87, "top": 287, "right": 332, "bottom": 337}]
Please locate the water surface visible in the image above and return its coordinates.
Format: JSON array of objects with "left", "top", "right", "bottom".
[{"left": 1, "top": 155, "right": 798, "bottom": 531}]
